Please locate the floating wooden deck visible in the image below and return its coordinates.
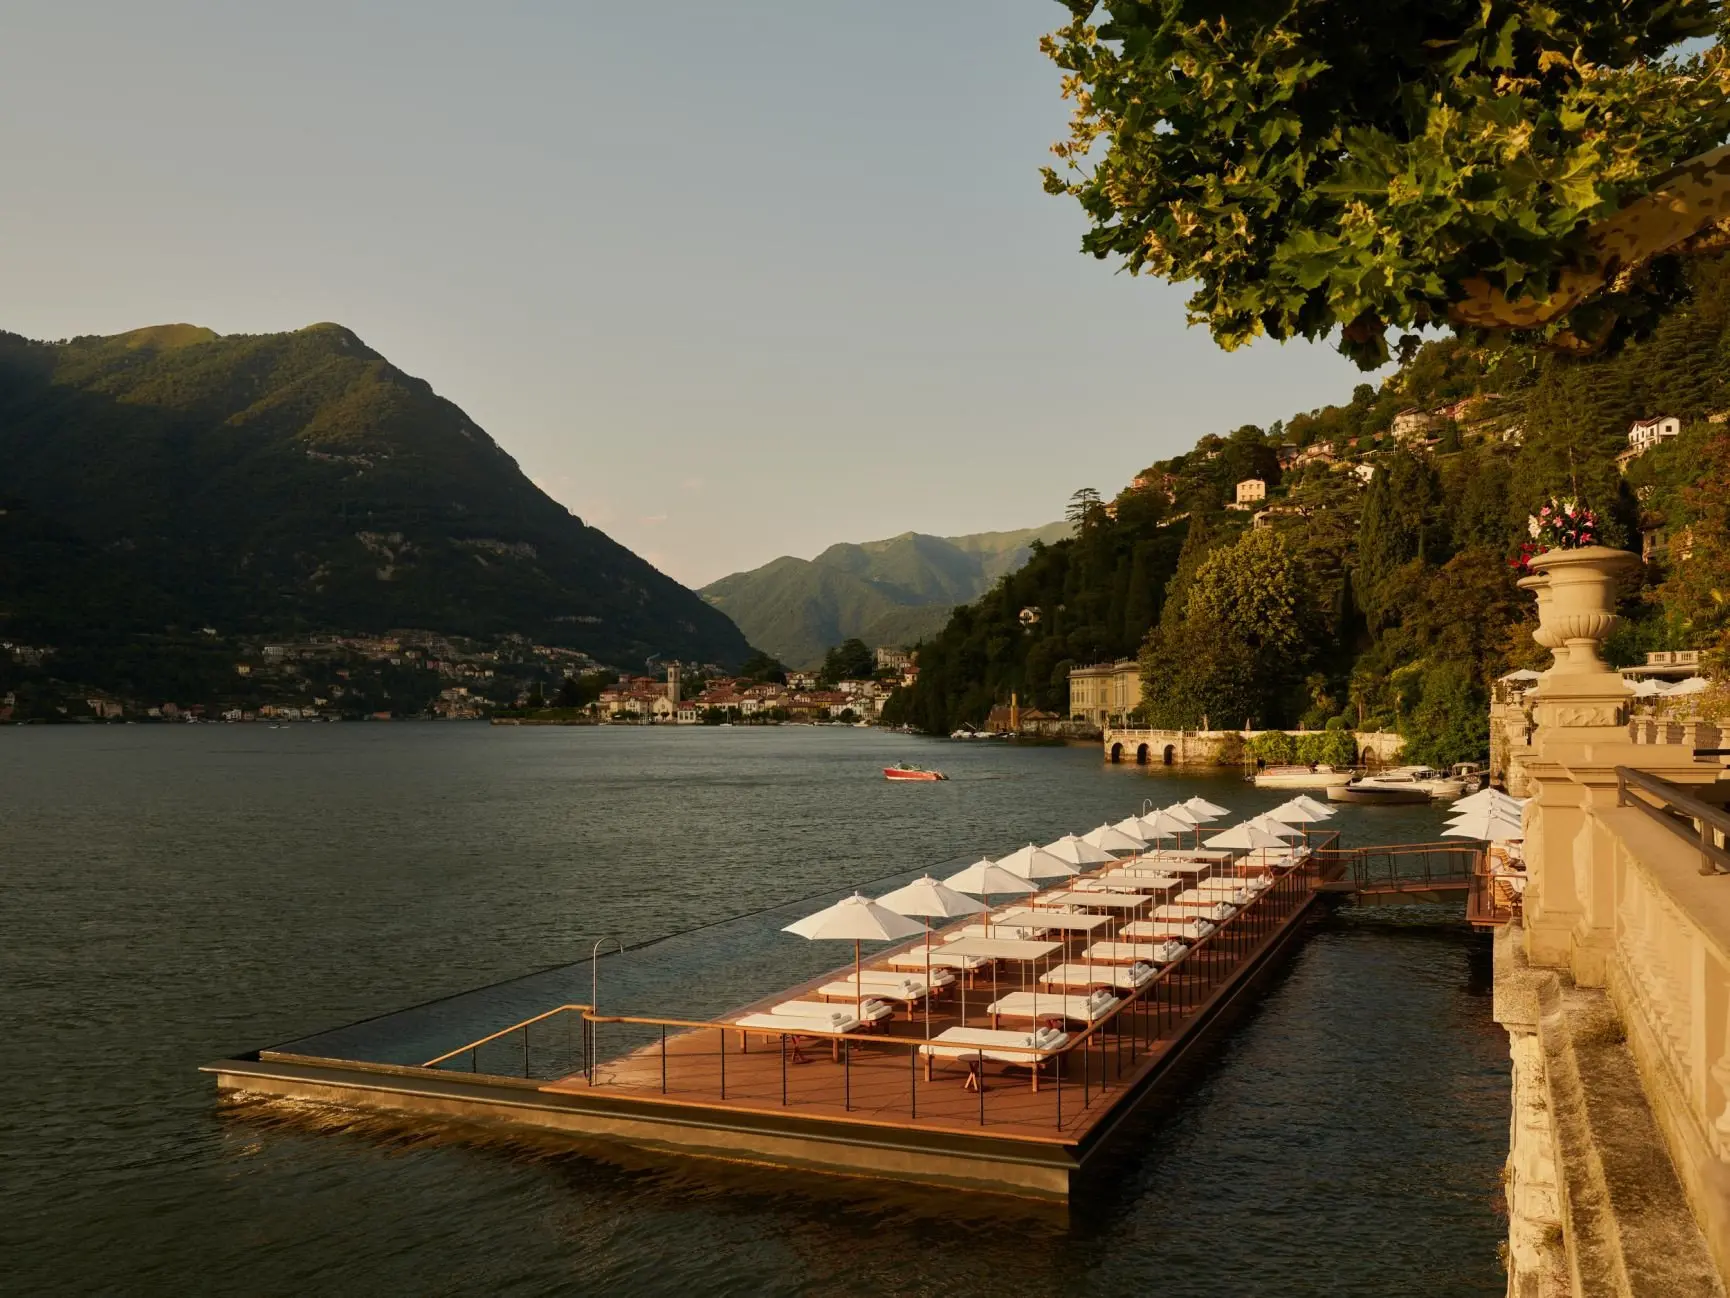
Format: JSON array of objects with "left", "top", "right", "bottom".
[{"left": 207, "top": 854, "right": 1336, "bottom": 1200}]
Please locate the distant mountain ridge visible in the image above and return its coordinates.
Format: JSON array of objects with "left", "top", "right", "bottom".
[
  {"left": 0, "top": 322, "right": 751, "bottom": 668},
  {"left": 700, "top": 523, "right": 1070, "bottom": 667}
]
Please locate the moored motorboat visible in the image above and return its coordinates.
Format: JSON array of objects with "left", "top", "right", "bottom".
[
  {"left": 884, "top": 763, "right": 947, "bottom": 781},
  {"left": 1252, "top": 763, "right": 1354, "bottom": 789},
  {"left": 1328, "top": 765, "right": 1465, "bottom": 804}
]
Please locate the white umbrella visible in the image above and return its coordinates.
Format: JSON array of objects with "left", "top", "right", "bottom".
[
  {"left": 943, "top": 858, "right": 1039, "bottom": 897},
  {"left": 783, "top": 893, "right": 925, "bottom": 1010},
  {"left": 1452, "top": 788, "right": 1525, "bottom": 814},
  {"left": 1044, "top": 834, "right": 1115, "bottom": 868},
  {"left": 998, "top": 843, "right": 1080, "bottom": 881},
  {"left": 1135, "top": 809, "right": 1194, "bottom": 842},
  {"left": 1182, "top": 796, "right": 1231, "bottom": 818},
  {"left": 1160, "top": 803, "right": 1208, "bottom": 848},
  {"left": 1203, "top": 822, "right": 1289, "bottom": 851},
  {"left": 1288, "top": 794, "right": 1336, "bottom": 819},
  {"left": 1443, "top": 809, "right": 1524, "bottom": 842},
  {"left": 1082, "top": 822, "right": 1146, "bottom": 854},
  {"left": 1628, "top": 677, "right": 1669, "bottom": 698},
  {"left": 878, "top": 876, "right": 988, "bottom": 1037},
  {"left": 1110, "top": 815, "right": 1154, "bottom": 846},
  {"left": 1666, "top": 676, "right": 1710, "bottom": 697},
  {"left": 1268, "top": 797, "right": 1333, "bottom": 825},
  {"left": 1246, "top": 813, "right": 1304, "bottom": 841}
]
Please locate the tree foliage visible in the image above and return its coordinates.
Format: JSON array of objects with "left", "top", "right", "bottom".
[{"left": 1042, "top": 1, "right": 1730, "bottom": 365}]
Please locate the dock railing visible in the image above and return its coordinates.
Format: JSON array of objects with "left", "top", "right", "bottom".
[{"left": 400, "top": 860, "right": 1317, "bottom": 1134}]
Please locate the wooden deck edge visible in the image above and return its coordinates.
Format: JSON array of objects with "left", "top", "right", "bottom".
[
  {"left": 1072, "top": 889, "right": 1322, "bottom": 1169},
  {"left": 202, "top": 1055, "right": 1078, "bottom": 1200}
]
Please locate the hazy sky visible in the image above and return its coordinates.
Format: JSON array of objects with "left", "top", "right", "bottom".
[{"left": 1, "top": 1, "right": 1377, "bottom": 587}]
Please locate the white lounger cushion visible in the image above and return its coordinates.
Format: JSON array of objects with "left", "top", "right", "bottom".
[
  {"left": 774, "top": 998, "right": 892, "bottom": 1023},
  {"left": 1083, "top": 938, "right": 1201, "bottom": 961},
  {"left": 882, "top": 949, "right": 989, "bottom": 972},
  {"left": 1039, "top": 960, "right": 1162, "bottom": 990},
  {"left": 1121, "top": 918, "right": 1217, "bottom": 940},
  {"left": 987, "top": 990, "right": 1120, "bottom": 1023},
  {"left": 918, "top": 1025, "right": 1069, "bottom": 1063},
  {"left": 736, "top": 1011, "right": 858, "bottom": 1035},
  {"left": 818, "top": 978, "right": 927, "bottom": 1003}
]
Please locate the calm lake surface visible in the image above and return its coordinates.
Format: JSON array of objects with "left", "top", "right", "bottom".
[{"left": 2, "top": 725, "right": 1507, "bottom": 1295}]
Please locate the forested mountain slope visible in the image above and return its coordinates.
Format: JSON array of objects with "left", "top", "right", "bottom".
[
  {"left": 701, "top": 523, "right": 1069, "bottom": 667},
  {"left": 0, "top": 323, "right": 751, "bottom": 668},
  {"left": 886, "top": 256, "right": 1730, "bottom": 763}
]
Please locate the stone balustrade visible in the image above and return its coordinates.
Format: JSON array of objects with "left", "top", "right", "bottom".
[{"left": 1496, "top": 545, "right": 1730, "bottom": 1295}]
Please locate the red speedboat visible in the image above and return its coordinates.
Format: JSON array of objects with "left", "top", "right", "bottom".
[{"left": 884, "top": 763, "right": 947, "bottom": 781}]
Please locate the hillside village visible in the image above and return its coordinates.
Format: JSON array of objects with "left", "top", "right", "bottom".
[{"left": 588, "top": 648, "right": 917, "bottom": 725}]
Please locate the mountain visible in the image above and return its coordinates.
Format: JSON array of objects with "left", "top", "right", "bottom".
[
  {"left": 700, "top": 523, "right": 1070, "bottom": 667},
  {"left": 0, "top": 323, "right": 751, "bottom": 668}
]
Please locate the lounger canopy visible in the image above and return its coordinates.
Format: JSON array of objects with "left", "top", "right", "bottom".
[
  {"left": 991, "top": 908, "right": 1111, "bottom": 932},
  {"left": 1035, "top": 889, "right": 1149, "bottom": 910},
  {"left": 941, "top": 935, "right": 1063, "bottom": 961}
]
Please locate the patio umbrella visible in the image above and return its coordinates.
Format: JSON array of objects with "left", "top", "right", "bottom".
[
  {"left": 1110, "top": 815, "right": 1154, "bottom": 846},
  {"left": 1666, "top": 676, "right": 1710, "bottom": 697},
  {"left": 1442, "top": 808, "right": 1525, "bottom": 842},
  {"left": 1043, "top": 834, "right": 1115, "bottom": 869},
  {"left": 1267, "top": 797, "right": 1332, "bottom": 825},
  {"left": 1135, "top": 809, "right": 1195, "bottom": 843},
  {"left": 1160, "top": 803, "right": 1207, "bottom": 849},
  {"left": 1246, "top": 813, "right": 1304, "bottom": 841},
  {"left": 943, "top": 858, "right": 1039, "bottom": 898},
  {"left": 1451, "top": 788, "right": 1526, "bottom": 817},
  {"left": 783, "top": 893, "right": 925, "bottom": 1011},
  {"left": 1203, "top": 821, "right": 1289, "bottom": 856},
  {"left": 997, "top": 843, "right": 1080, "bottom": 882},
  {"left": 1183, "top": 795, "right": 1232, "bottom": 819},
  {"left": 1082, "top": 822, "right": 1146, "bottom": 855},
  {"left": 1628, "top": 677, "right": 1669, "bottom": 698},
  {"left": 878, "top": 876, "right": 988, "bottom": 1037}
]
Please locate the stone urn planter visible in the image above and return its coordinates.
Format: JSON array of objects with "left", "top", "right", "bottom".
[{"left": 1524, "top": 545, "right": 1640, "bottom": 675}]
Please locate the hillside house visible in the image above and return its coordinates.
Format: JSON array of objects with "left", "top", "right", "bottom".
[
  {"left": 1391, "top": 407, "right": 1442, "bottom": 445},
  {"left": 1616, "top": 415, "right": 1681, "bottom": 470},
  {"left": 1229, "top": 478, "right": 1267, "bottom": 510}
]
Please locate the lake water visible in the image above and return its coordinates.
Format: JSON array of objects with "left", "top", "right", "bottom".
[{"left": 1, "top": 725, "right": 1508, "bottom": 1295}]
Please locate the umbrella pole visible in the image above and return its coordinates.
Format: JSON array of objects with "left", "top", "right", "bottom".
[
  {"left": 855, "top": 940, "right": 862, "bottom": 1014},
  {"left": 924, "top": 923, "right": 932, "bottom": 1040}
]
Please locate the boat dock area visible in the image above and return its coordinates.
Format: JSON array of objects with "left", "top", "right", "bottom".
[{"left": 207, "top": 837, "right": 1342, "bottom": 1200}]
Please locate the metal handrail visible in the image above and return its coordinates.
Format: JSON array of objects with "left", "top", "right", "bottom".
[
  {"left": 1615, "top": 765, "right": 1730, "bottom": 877},
  {"left": 414, "top": 863, "right": 1311, "bottom": 1073}
]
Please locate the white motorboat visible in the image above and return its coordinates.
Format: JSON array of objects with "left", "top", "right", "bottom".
[
  {"left": 1252, "top": 763, "right": 1354, "bottom": 789},
  {"left": 1328, "top": 765, "right": 1466, "bottom": 804}
]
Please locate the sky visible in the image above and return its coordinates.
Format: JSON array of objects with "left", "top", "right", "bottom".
[{"left": 0, "top": 1, "right": 1380, "bottom": 588}]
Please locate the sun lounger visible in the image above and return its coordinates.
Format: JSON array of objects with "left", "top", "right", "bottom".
[
  {"left": 1120, "top": 917, "right": 1217, "bottom": 941},
  {"left": 817, "top": 974, "right": 938, "bottom": 1015},
  {"left": 882, "top": 948, "right": 990, "bottom": 974},
  {"left": 774, "top": 998, "right": 892, "bottom": 1024},
  {"left": 990, "top": 908, "right": 1112, "bottom": 933},
  {"left": 1039, "top": 960, "right": 1165, "bottom": 991},
  {"left": 1155, "top": 901, "right": 1235, "bottom": 922},
  {"left": 1080, "top": 939, "right": 1192, "bottom": 963},
  {"left": 917, "top": 1025, "right": 1069, "bottom": 1091},
  {"left": 986, "top": 989, "right": 1120, "bottom": 1027},
  {"left": 949, "top": 920, "right": 1053, "bottom": 940},
  {"left": 734, "top": 1009, "right": 861, "bottom": 1060}
]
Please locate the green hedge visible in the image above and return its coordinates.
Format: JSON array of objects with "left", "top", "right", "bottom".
[{"left": 1246, "top": 730, "right": 1356, "bottom": 767}]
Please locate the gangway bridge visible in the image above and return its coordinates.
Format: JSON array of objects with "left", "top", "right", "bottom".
[{"left": 1313, "top": 842, "right": 1514, "bottom": 927}]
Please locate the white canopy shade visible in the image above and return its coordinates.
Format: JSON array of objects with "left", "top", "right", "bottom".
[
  {"left": 1667, "top": 676, "right": 1710, "bottom": 696},
  {"left": 1133, "top": 809, "right": 1194, "bottom": 840},
  {"left": 1043, "top": 834, "right": 1115, "bottom": 867},
  {"left": 1443, "top": 809, "right": 1525, "bottom": 842},
  {"left": 1500, "top": 668, "right": 1542, "bottom": 682},
  {"left": 1451, "top": 789, "right": 1526, "bottom": 817},
  {"left": 998, "top": 843, "right": 1081, "bottom": 880},
  {"left": 1204, "top": 822, "right": 1290, "bottom": 851},
  {"left": 877, "top": 876, "right": 988, "bottom": 920},
  {"left": 784, "top": 893, "right": 926, "bottom": 943},
  {"left": 943, "top": 859, "right": 1039, "bottom": 897},
  {"left": 1628, "top": 677, "right": 1668, "bottom": 697},
  {"left": 1245, "top": 813, "right": 1304, "bottom": 841},
  {"left": 1160, "top": 804, "right": 1201, "bottom": 826},
  {"left": 1181, "top": 795, "right": 1231, "bottom": 820},
  {"left": 1267, "top": 797, "right": 1328, "bottom": 824},
  {"left": 1285, "top": 794, "right": 1336, "bottom": 820},
  {"left": 1110, "top": 815, "right": 1154, "bottom": 845},
  {"left": 783, "top": 892, "right": 927, "bottom": 1009},
  {"left": 1081, "top": 822, "right": 1147, "bottom": 854}
]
